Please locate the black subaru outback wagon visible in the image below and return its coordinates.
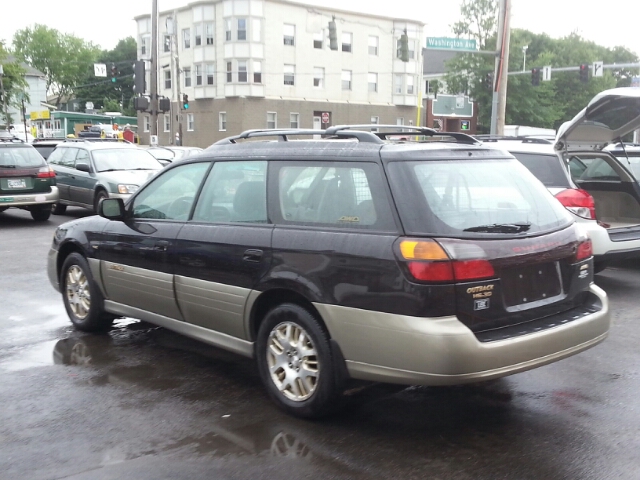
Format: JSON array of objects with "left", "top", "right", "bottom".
[{"left": 48, "top": 126, "right": 609, "bottom": 418}]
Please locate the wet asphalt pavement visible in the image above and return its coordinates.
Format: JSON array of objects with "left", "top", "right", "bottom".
[{"left": 1, "top": 208, "right": 640, "bottom": 480}]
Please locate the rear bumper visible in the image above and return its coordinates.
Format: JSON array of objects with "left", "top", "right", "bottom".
[
  {"left": 577, "top": 218, "right": 640, "bottom": 262},
  {"left": 0, "top": 186, "right": 59, "bottom": 207},
  {"left": 315, "top": 284, "right": 609, "bottom": 386}
]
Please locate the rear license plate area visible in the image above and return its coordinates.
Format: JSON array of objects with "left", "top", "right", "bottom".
[
  {"left": 501, "top": 262, "right": 562, "bottom": 307},
  {"left": 7, "top": 179, "right": 27, "bottom": 189}
]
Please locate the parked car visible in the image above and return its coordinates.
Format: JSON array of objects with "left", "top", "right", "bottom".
[
  {"left": 47, "top": 140, "right": 163, "bottom": 214},
  {"left": 48, "top": 125, "right": 609, "bottom": 418},
  {"left": 144, "top": 145, "right": 204, "bottom": 166},
  {"left": 480, "top": 88, "right": 640, "bottom": 272},
  {"left": 0, "top": 135, "right": 58, "bottom": 221},
  {"left": 31, "top": 138, "right": 66, "bottom": 160}
]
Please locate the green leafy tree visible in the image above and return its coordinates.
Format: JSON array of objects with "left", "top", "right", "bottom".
[
  {"left": 12, "top": 25, "right": 100, "bottom": 107},
  {"left": 0, "top": 41, "right": 28, "bottom": 127}
]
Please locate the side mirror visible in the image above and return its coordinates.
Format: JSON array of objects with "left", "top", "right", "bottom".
[
  {"left": 75, "top": 162, "right": 91, "bottom": 173},
  {"left": 99, "top": 198, "right": 125, "bottom": 220}
]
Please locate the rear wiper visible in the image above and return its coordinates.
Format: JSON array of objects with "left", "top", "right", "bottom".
[
  {"left": 463, "top": 223, "right": 531, "bottom": 233},
  {"left": 0, "top": 165, "right": 16, "bottom": 168},
  {"left": 98, "top": 169, "right": 123, "bottom": 172}
]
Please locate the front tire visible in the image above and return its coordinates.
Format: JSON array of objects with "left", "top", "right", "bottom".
[
  {"left": 94, "top": 190, "right": 108, "bottom": 213},
  {"left": 61, "top": 253, "right": 113, "bottom": 332},
  {"left": 30, "top": 206, "right": 51, "bottom": 221},
  {"left": 256, "top": 303, "right": 339, "bottom": 418}
]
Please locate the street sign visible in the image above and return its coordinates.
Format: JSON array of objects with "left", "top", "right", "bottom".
[
  {"left": 321, "top": 112, "right": 330, "bottom": 123},
  {"left": 94, "top": 63, "right": 107, "bottom": 77},
  {"left": 426, "top": 37, "right": 477, "bottom": 52},
  {"left": 542, "top": 66, "right": 552, "bottom": 81},
  {"left": 593, "top": 61, "right": 603, "bottom": 77},
  {"left": 455, "top": 96, "right": 465, "bottom": 109}
]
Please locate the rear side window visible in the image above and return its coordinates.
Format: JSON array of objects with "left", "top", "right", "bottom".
[
  {"left": 274, "top": 162, "right": 397, "bottom": 231},
  {"left": 387, "top": 158, "right": 572, "bottom": 237},
  {"left": 510, "top": 152, "right": 571, "bottom": 188}
]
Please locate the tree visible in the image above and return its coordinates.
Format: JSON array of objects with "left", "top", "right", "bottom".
[
  {"left": 0, "top": 41, "right": 28, "bottom": 127},
  {"left": 74, "top": 37, "right": 138, "bottom": 116},
  {"left": 12, "top": 25, "right": 100, "bottom": 107}
]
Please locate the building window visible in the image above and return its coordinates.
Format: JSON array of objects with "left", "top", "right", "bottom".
[
  {"left": 140, "top": 36, "right": 149, "bottom": 56},
  {"left": 226, "top": 61, "right": 232, "bottom": 83},
  {"left": 408, "top": 40, "right": 415, "bottom": 60},
  {"left": 284, "top": 64, "right": 295, "bottom": 86},
  {"left": 253, "top": 61, "right": 262, "bottom": 83},
  {"left": 183, "top": 67, "right": 192, "bottom": 87},
  {"left": 164, "top": 70, "right": 171, "bottom": 89},
  {"left": 267, "top": 112, "right": 277, "bottom": 129},
  {"left": 313, "top": 31, "right": 323, "bottom": 49},
  {"left": 290, "top": 113, "right": 299, "bottom": 128},
  {"left": 187, "top": 113, "right": 194, "bottom": 131},
  {"left": 313, "top": 67, "right": 324, "bottom": 88},
  {"left": 163, "top": 34, "right": 171, "bottom": 52},
  {"left": 396, "top": 117, "right": 404, "bottom": 126},
  {"left": 368, "top": 36, "right": 378, "bottom": 55},
  {"left": 205, "top": 23, "right": 214, "bottom": 45},
  {"left": 252, "top": 19, "right": 262, "bottom": 42},
  {"left": 368, "top": 73, "right": 378, "bottom": 93},
  {"left": 284, "top": 24, "right": 295, "bottom": 46},
  {"left": 371, "top": 116, "right": 379, "bottom": 132},
  {"left": 341, "top": 32, "right": 352, "bottom": 53},
  {"left": 407, "top": 76, "right": 414, "bottom": 94},
  {"left": 341, "top": 70, "right": 351, "bottom": 90},
  {"left": 219, "top": 112, "right": 227, "bottom": 131},
  {"left": 225, "top": 19, "right": 232, "bottom": 41},
  {"left": 206, "top": 63, "right": 215, "bottom": 85},
  {"left": 238, "top": 61, "right": 247, "bottom": 82},
  {"left": 195, "top": 64, "right": 202, "bottom": 86},
  {"left": 164, "top": 114, "right": 170, "bottom": 132},
  {"left": 144, "top": 115, "right": 150, "bottom": 132},
  {"left": 194, "top": 25, "right": 202, "bottom": 46},
  {"left": 394, "top": 75, "right": 402, "bottom": 94},
  {"left": 182, "top": 28, "right": 190, "bottom": 49},
  {"left": 237, "top": 18, "right": 247, "bottom": 40}
]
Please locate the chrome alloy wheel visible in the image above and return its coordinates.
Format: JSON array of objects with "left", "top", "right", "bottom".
[
  {"left": 267, "top": 322, "right": 319, "bottom": 401},
  {"left": 65, "top": 265, "right": 91, "bottom": 319}
]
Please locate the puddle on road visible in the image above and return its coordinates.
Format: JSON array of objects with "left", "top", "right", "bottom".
[{"left": 0, "top": 339, "right": 60, "bottom": 371}]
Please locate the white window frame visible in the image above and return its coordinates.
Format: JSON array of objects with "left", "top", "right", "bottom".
[
  {"left": 237, "top": 18, "right": 247, "bottom": 41},
  {"left": 407, "top": 75, "right": 414, "bottom": 94},
  {"left": 313, "top": 67, "right": 324, "bottom": 88},
  {"left": 183, "top": 67, "right": 191, "bottom": 87},
  {"left": 225, "top": 19, "right": 232, "bottom": 41},
  {"left": 368, "top": 73, "right": 378, "bottom": 93},
  {"left": 163, "top": 34, "right": 171, "bottom": 53},
  {"left": 341, "top": 32, "right": 352, "bottom": 53},
  {"left": 206, "top": 63, "right": 215, "bottom": 85},
  {"left": 290, "top": 113, "right": 299, "bottom": 129},
  {"left": 284, "top": 24, "right": 295, "bottom": 46},
  {"left": 226, "top": 61, "right": 233, "bottom": 83},
  {"left": 368, "top": 36, "right": 378, "bottom": 56},
  {"left": 187, "top": 113, "right": 194, "bottom": 131},
  {"left": 143, "top": 115, "right": 150, "bottom": 132},
  {"left": 195, "top": 64, "right": 203, "bottom": 86},
  {"left": 396, "top": 117, "right": 405, "bottom": 126},
  {"left": 267, "top": 112, "right": 277, "bottom": 129},
  {"left": 313, "top": 31, "right": 323, "bottom": 49},
  {"left": 341, "top": 70, "right": 352, "bottom": 90},
  {"left": 194, "top": 25, "right": 202, "bottom": 46},
  {"left": 284, "top": 64, "right": 295, "bottom": 86},
  {"left": 163, "top": 114, "right": 170, "bottom": 132},
  {"left": 238, "top": 60, "right": 248, "bottom": 83},
  {"left": 205, "top": 22, "right": 214, "bottom": 45},
  {"left": 394, "top": 75, "right": 403, "bottom": 94},
  {"left": 219, "top": 112, "right": 227, "bottom": 131},
  {"left": 371, "top": 116, "right": 379, "bottom": 133},
  {"left": 164, "top": 69, "right": 171, "bottom": 89},
  {"left": 253, "top": 61, "right": 262, "bottom": 83},
  {"left": 182, "top": 28, "right": 191, "bottom": 49},
  {"left": 140, "top": 35, "right": 150, "bottom": 56}
]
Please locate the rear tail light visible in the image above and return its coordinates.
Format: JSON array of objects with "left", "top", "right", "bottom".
[
  {"left": 555, "top": 188, "right": 596, "bottom": 220},
  {"left": 575, "top": 239, "right": 593, "bottom": 261},
  {"left": 398, "top": 239, "right": 495, "bottom": 283},
  {"left": 37, "top": 166, "right": 56, "bottom": 178}
]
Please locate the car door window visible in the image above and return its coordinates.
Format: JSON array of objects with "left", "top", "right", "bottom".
[
  {"left": 59, "top": 148, "right": 78, "bottom": 167},
  {"left": 46, "top": 148, "right": 65, "bottom": 165},
  {"left": 578, "top": 157, "right": 620, "bottom": 181},
  {"left": 75, "top": 149, "right": 90, "bottom": 165},
  {"left": 131, "top": 162, "right": 210, "bottom": 220},
  {"left": 193, "top": 161, "right": 268, "bottom": 223}
]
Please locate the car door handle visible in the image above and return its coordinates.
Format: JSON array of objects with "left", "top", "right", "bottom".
[
  {"left": 155, "top": 240, "right": 170, "bottom": 251},
  {"left": 243, "top": 249, "right": 263, "bottom": 262}
]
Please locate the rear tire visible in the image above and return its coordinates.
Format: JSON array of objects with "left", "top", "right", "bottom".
[
  {"left": 256, "top": 303, "right": 339, "bottom": 418},
  {"left": 52, "top": 203, "right": 67, "bottom": 215},
  {"left": 94, "top": 190, "right": 108, "bottom": 213},
  {"left": 31, "top": 206, "right": 51, "bottom": 221},
  {"left": 61, "top": 253, "right": 113, "bottom": 332}
]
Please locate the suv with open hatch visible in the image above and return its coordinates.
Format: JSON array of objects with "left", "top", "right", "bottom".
[
  {"left": 0, "top": 134, "right": 58, "bottom": 221},
  {"left": 47, "top": 125, "right": 610, "bottom": 418}
]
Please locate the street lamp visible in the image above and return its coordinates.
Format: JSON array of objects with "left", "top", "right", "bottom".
[{"left": 522, "top": 45, "right": 528, "bottom": 72}]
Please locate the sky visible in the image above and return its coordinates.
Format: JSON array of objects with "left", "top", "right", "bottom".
[{"left": 0, "top": 0, "right": 638, "bottom": 55}]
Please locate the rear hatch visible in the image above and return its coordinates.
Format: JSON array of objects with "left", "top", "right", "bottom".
[
  {"left": 385, "top": 147, "right": 599, "bottom": 341},
  {"left": 0, "top": 145, "right": 56, "bottom": 200}
]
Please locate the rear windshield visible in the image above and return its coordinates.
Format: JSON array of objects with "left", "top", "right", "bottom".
[
  {"left": 612, "top": 155, "right": 640, "bottom": 180},
  {"left": 387, "top": 158, "right": 572, "bottom": 237},
  {"left": 92, "top": 149, "right": 163, "bottom": 172},
  {"left": 510, "top": 152, "right": 571, "bottom": 188},
  {"left": 0, "top": 146, "right": 45, "bottom": 168}
]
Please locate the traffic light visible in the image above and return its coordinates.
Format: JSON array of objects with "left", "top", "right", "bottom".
[
  {"left": 158, "top": 97, "right": 171, "bottom": 113},
  {"left": 133, "top": 96, "right": 149, "bottom": 111},
  {"left": 579, "top": 63, "right": 589, "bottom": 83},
  {"left": 110, "top": 63, "right": 117, "bottom": 83},
  {"left": 132, "top": 60, "right": 145, "bottom": 94},
  {"left": 485, "top": 72, "right": 494, "bottom": 90},
  {"left": 182, "top": 94, "right": 189, "bottom": 110},
  {"left": 328, "top": 17, "right": 338, "bottom": 51},
  {"left": 399, "top": 29, "right": 409, "bottom": 62},
  {"left": 531, "top": 67, "right": 541, "bottom": 86}
]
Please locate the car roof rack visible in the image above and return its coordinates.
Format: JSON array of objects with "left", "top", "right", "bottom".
[
  {"left": 215, "top": 125, "right": 480, "bottom": 145},
  {"left": 63, "top": 138, "right": 133, "bottom": 144},
  {"left": 475, "top": 135, "right": 553, "bottom": 145},
  {"left": 0, "top": 135, "right": 25, "bottom": 143}
]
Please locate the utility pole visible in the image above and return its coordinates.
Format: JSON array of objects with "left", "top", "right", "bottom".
[
  {"left": 168, "top": 10, "right": 183, "bottom": 146},
  {"left": 0, "top": 65, "right": 9, "bottom": 131},
  {"left": 490, "top": 0, "right": 510, "bottom": 136},
  {"left": 150, "top": 0, "right": 159, "bottom": 138}
]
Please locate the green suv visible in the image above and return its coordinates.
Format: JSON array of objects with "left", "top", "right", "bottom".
[{"left": 0, "top": 135, "right": 59, "bottom": 221}]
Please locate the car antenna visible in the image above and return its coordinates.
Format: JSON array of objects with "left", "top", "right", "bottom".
[{"left": 616, "top": 137, "right": 631, "bottom": 165}]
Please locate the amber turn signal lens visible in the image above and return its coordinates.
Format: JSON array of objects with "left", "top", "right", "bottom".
[{"left": 399, "top": 240, "right": 449, "bottom": 260}]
